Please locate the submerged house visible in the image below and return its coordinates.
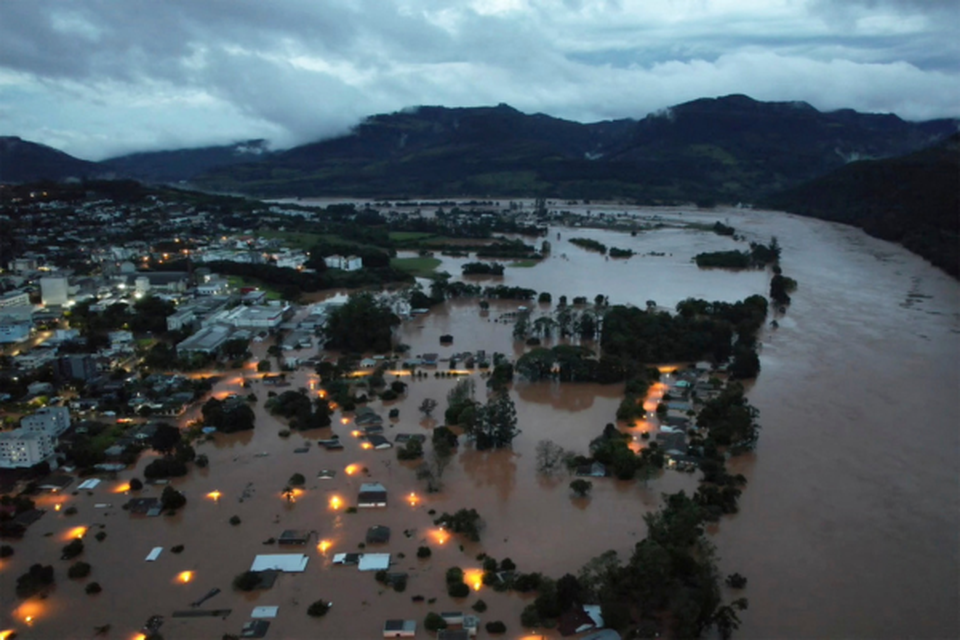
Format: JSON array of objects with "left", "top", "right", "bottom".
[{"left": 358, "top": 482, "right": 387, "bottom": 508}]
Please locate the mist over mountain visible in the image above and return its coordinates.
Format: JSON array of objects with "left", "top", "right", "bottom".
[
  {"left": 191, "top": 95, "right": 955, "bottom": 202},
  {"left": 99, "top": 140, "right": 273, "bottom": 183},
  {"left": 3, "top": 95, "right": 955, "bottom": 208}
]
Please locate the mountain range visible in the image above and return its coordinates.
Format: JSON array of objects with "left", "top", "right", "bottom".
[
  {"left": 2, "top": 95, "right": 955, "bottom": 203},
  {"left": 1, "top": 94, "right": 956, "bottom": 275}
]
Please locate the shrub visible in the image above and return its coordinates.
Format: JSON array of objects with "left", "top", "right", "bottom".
[
  {"left": 472, "top": 599, "right": 488, "bottom": 613},
  {"left": 195, "top": 454, "right": 209, "bottom": 468},
  {"left": 85, "top": 581, "right": 102, "bottom": 594},
  {"left": 726, "top": 573, "right": 748, "bottom": 589},
  {"left": 520, "top": 604, "right": 540, "bottom": 628},
  {"left": 288, "top": 473, "right": 306, "bottom": 486},
  {"left": 68, "top": 561, "right": 92, "bottom": 579},
  {"left": 389, "top": 408, "right": 400, "bottom": 418},
  {"left": 64, "top": 506, "right": 78, "bottom": 516},
  {"left": 62, "top": 538, "right": 84, "bottom": 560},
  {"left": 16, "top": 563, "right": 54, "bottom": 598},
  {"left": 448, "top": 582, "right": 470, "bottom": 598},
  {"left": 393, "top": 574, "right": 408, "bottom": 592},
  {"left": 161, "top": 486, "right": 187, "bottom": 511},
  {"left": 445, "top": 567, "right": 464, "bottom": 585},
  {"left": 570, "top": 479, "right": 593, "bottom": 497},
  {"left": 500, "top": 557, "right": 516, "bottom": 571},
  {"left": 424, "top": 612, "right": 447, "bottom": 632},
  {"left": 129, "top": 478, "right": 144, "bottom": 491},
  {"left": 416, "top": 546, "right": 432, "bottom": 559},
  {"left": 0, "top": 545, "right": 13, "bottom": 558},
  {"left": 278, "top": 429, "right": 291, "bottom": 438},
  {"left": 307, "top": 599, "right": 331, "bottom": 617},
  {"left": 486, "top": 621, "right": 507, "bottom": 634},
  {"left": 229, "top": 515, "right": 241, "bottom": 526},
  {"left": 95, "top": 531, "right": 107, "bottom": 542},
  {"left": 171, "top": 544, "right": 184, "bottom": 553},
  {"left": 233, "top": 571, "right": 261, "bottom": 591}
]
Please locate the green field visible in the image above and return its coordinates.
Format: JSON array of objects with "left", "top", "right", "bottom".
[
  {"left": 227, "top": 276, "right": 283, "bottom": 300},
  {"left": 388, "top": 231, "right": 437, "bottom": 242},
  {"left": 390, "top": 257, "right": 442, "bottom": 278}
]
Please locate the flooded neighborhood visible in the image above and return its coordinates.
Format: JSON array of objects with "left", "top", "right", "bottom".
[{"left": 1, "top": 200, "right": 957, "bottom": 640}]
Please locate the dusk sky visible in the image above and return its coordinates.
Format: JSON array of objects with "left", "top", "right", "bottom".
[{"left": 1, "top": 0, "right": 957, "bottom": 160}]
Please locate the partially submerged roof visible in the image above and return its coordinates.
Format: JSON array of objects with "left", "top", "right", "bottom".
[
  {"left": 278, "top": 530, "right": 310, "bottom": 544},
  {"left": 250, "top": 554, "right": 309, "bottom": 573},
  {"left": 251, "top": 606, "right": 279, "bottom": 619},
  {"left": 358, "top": 553, "right": 391, "bottom": 572},
  {"left": 366, "top": 525, "right": 391, "bottom": 544},
  {"left": 384, "top": 619, "right": 417, "bottom": 636}
]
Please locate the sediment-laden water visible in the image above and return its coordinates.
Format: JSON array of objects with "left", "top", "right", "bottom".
[{"left": 1, "top": 205, "right": 956, "bottom": 639}]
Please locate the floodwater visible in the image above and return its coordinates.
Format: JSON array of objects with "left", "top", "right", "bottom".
[{"left": 1, "top": 205, "right": 957, "bottom": 639}]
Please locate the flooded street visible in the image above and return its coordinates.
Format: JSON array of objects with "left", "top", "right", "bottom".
[{"left": 2, "top": 205, "right": 957, "bottom": 639}]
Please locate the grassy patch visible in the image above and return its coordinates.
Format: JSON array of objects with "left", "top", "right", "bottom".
[
  {"left": 508, "top": 260, "right": 539, "bottom": 268},
  {"left": 389, "top": 231, "right": 436, "bottom": 242},
  {"left": 226, "top": 276, "right": 283, "bottom": 300},
  {"left": 390, "top": 257, "right": 442, "bottom": 278}
]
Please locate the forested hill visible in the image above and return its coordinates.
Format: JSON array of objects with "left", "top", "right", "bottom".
[
  {"left": 100, "top": 140, "right": 273, "bottom": 183},
  {"left": 0, "top": 136, "right": 103, "bottom": 183},
  {"left": 191, "top": 95, "right": 957, "bottom": 202},
  {"left": 763, "top": 134, "right": 960, "bottom": 277}
]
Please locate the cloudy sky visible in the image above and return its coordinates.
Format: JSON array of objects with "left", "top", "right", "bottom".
[{"left": 1, "top": 0, "right": 957, "bottom": 160}]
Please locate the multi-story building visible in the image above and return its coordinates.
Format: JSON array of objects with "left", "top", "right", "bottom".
[
  {"left": 0, "top": 289, "right": 30, "bottom": 309},
  {"left": 0, "top": 406, "right": 71, "bottom": 468},
  {"left": 40, "top": 276, "right": 69, "bottom": 306},
  {"left": 0, "top": 431, "right": 51, "bottom": 468}
]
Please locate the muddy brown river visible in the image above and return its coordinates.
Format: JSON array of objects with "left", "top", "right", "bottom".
[{"left": 1, "top": 205, "right": 957, "bottom": 639}]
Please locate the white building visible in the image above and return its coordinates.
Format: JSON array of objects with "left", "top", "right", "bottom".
[
  {"left": 0, "top": 289, "right": 30, "bottom": 309},
  {"left": 21, "top": 406, "right": 71, "bottom": 437},
  {"left": 197, "top": 277, "right": 229, "bottom": 296},
  {"left": 0, "top": 316, "right": 31, "bottom": 343},
  {"left": 0, "top": 406, "right": 71, "bottom": 468},
  {"left": 0, "top": 431, "right": 52, "bottom": 468},
  {"left": 40, "top": 276, "right": 69, "bottom": 306},
  {"left": 324, "top": 255, "right": 362, "bottom": 271},
  {"left": 135, "top": 276, "right": 151, "bottom": 297}
]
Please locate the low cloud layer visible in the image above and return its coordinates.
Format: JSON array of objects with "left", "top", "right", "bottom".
[{"left": 1, "top": 0, "right": 956, "bottom": 159}]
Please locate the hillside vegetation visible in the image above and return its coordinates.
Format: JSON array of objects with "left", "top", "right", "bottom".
[{"left": 764, "top": 134, "right": 959, "bottom": 277}]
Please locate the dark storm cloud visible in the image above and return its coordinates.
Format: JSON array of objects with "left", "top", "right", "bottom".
[{"left": 0, "top": 0, "right": 956, "bottom": 159}]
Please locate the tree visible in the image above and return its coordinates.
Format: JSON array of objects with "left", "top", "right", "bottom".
[
  {"left": 288, "top": 473, "right": 306, "bottom": 486},
  {"left": 535, "top": 440, "right": 567, "bottom": 476},
  {"left": 324, "top": 292, "right": 399, "bottom": 352},
  {"left": 471, "top": 392, "right": 519, "bottom": 450},
  {"left": 16, "top": 563, "right": 55, "bottom": 598},
  {"left": 570, "top": 479, "right": 593, "bottom": 497},
  {"left": 257, "top": 359, "right": 272, "bottom": 372},
  {"left": 62, "top": 538, "right": 85, "bottom": 560},
  {"left": 68, "top": 561, "right": 92, "bottom": 578},
  {"left": 161, "top": 486, "right": 187, "bottom": 511},
  {"left": 233, "top": 571, "right": 261, "bottom": 591},
  {"left": 434, "top": 508, "right": 483, "bottom": 542},
  {"left": 307, "top": 600, "right": 332, "bottom": 617},
  {"left": 424, "top": 612, "right": 447, "bottom": 632},
  {"left": 713, "top": 598, "right": 749, "bottom": 640},
  {"left": 151, "top": 424, "right": 181, "bottom": 454},
  {"left": 129, "top": 478, "right": 144, "bottom": 491},
  {"left": 419, "top": 398, "right": 438, "bottom": 417}
]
